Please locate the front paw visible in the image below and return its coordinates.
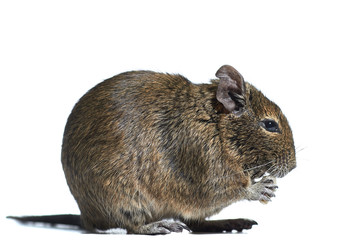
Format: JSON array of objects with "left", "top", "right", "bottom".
[{"left": 246, "top": 176, "right": 278, "bottom": 203}]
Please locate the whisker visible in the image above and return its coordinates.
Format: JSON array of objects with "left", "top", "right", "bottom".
[
  {"left": 268, "top": 165, "right": 279, "bottom": 176},
  {"left": 212, "top": 161, "right": 275, "bottom": 182},
  {"left": 295, "top": 145, "right": 306, "bottom": 154},
  {"left": 243, "top": 161, "right": 273, "bottom": 172},
  {"left": 278, "top": 164, "right": 289, "bottom": 177},
  {"left": 296, "top": 147, "right": 305, "bottom": 153}
]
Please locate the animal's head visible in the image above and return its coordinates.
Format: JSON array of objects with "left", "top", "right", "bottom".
[{"left": 216, "top": 65, "right": 296, "bottom": 180}]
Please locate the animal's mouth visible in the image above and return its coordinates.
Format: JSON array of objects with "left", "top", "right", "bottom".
[
  {"left": 247, "top": 157, "right": 296, "bottom": 182},
  {"left": 251, "top": 164, "right": 290, "bottom": 181},
  {"left": 251, "top": 169, "right": 269, "bottom": 180}
]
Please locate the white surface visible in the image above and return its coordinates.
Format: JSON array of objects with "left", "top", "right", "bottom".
[{"left": 1, "top": 0, "right": 359, "bottom": 239}]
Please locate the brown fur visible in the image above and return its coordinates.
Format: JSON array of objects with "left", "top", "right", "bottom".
[{"left": 61, "top": 65, "right": 296, "bottom": 234}]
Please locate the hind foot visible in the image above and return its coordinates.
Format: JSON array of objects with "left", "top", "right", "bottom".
[
  {"left": 132, "top": 220, "right": 190, "bottom": 235},
  {"left": 186, "top": 218, "right": 258, "bottom": 233}
]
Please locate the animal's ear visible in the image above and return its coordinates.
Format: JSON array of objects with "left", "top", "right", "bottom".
[{"left": 216, "top": 65, "right": 247, "bottom": 116}]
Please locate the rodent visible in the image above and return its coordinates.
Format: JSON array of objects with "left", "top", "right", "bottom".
[{"left": 9, "top": 65, "right": 296, "bottom": 234}]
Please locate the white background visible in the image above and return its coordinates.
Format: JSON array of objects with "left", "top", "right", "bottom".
[{"left": 1, "top": 0, "right": 359, "bottom": 239}]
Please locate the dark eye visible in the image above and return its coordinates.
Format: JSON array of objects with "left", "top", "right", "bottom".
[{"left": 261, "top": 119, "right": 280, "bottom": 133}]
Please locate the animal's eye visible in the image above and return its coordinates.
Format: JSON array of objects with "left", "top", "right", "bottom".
[{"left": 261, "top": 119, "right": 280, "bottom": 133}]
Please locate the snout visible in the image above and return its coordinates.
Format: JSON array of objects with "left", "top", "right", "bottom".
[{"left": 267, "top": 153, "right": 296, "bottom": 178}]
